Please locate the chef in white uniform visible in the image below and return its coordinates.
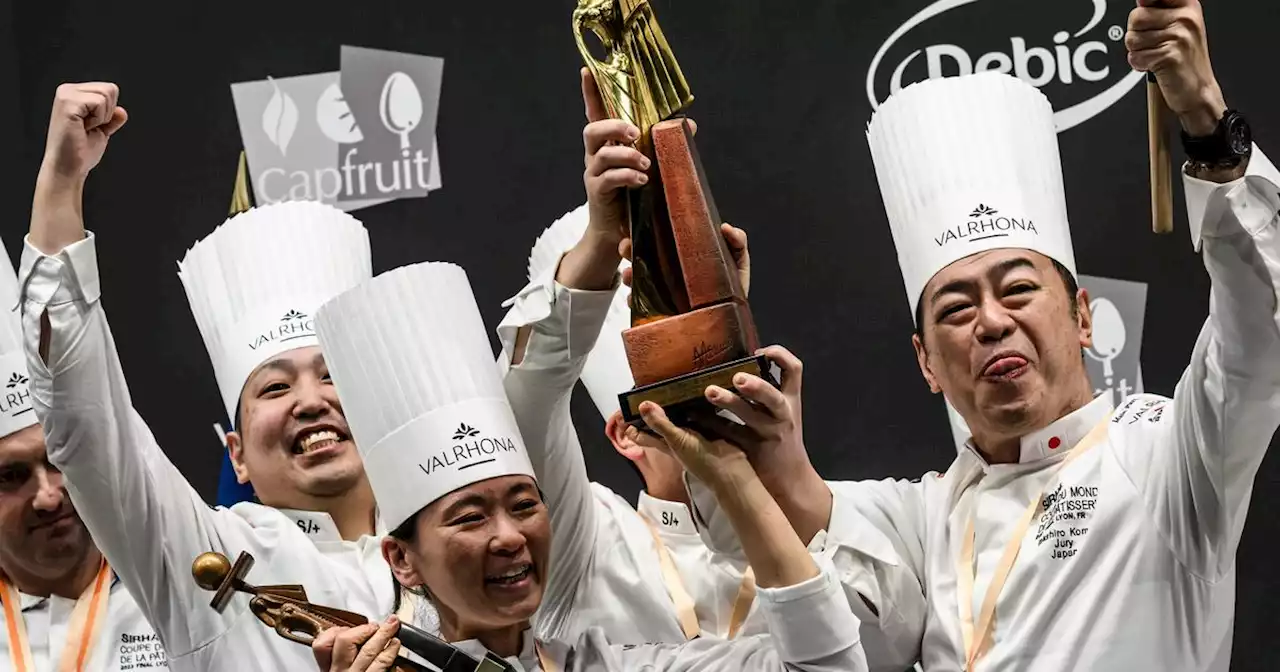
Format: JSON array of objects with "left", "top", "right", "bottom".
[
  {"left": 684, "top": 5, "right": 1277, "bottom": 668},
  {"left": 308, "top": 261, "right": 866, "bottom": 672},
  {"left": 512, "top": 204, "right": 763, "bottom": 641},
  {"left": 841, "top": 69, "right": 1274, "bottom": 670},
  {"left": 18, "top": 83, "right": 407, "bottom": 671},
  {"left": 523, "top": 204, "right": 922, "bottom": 670},
  {"left": 0, "top": 234, "right": 168, "bottom": 672}
]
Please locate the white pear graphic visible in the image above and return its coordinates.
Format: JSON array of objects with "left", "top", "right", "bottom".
[
  {"left": 380, "top": 71, "right": 423, "bottom": 151},
  {"left": 262, "top": 76, "right": 299, "bottom": 157},
  {"left": 1086, "top": 298, "right": 1126, "bottom": 386},
  {"left": 316, "top": 82, "right": 364, "bottom": 144}
]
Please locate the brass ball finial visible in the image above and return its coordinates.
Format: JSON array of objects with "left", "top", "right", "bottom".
[{"left": 192, "top": 552, "right": 232, "bottom": 591}]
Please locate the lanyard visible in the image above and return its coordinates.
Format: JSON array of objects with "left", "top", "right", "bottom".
[
  {"left": 0, "top": 559, "right": 112, "bottom": 672},
  {"left": 955, "top": 418, "right": 1110, "bottom": 670},
  {"left": 535, "top": 641, "right": 557, "bottom": 672},
  {"left": 639, "top": 514, "right": 756, "bottom": 641}
]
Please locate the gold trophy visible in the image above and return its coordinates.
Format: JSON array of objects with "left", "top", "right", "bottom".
[
  {"left": 192, "top": 552, "right": 511, "bottom": 672},
  {"left": 573, "top": 0, "right": 774, "bottom": 428}
]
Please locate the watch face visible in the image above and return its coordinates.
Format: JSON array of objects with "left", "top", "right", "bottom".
[{"left": 1227, "top": 114, "right": 1252, "bottom": 155}]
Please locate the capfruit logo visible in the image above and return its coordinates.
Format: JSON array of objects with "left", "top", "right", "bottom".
[{"left": 866, "top": 0, "right": 1145, "bottom": 132}]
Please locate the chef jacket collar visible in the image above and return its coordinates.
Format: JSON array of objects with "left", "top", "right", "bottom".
[
  {"left": 279, "top": 508, "right": 345, "bottom": 543},
  {"left": 637, "top": 491, "right": 697, "bottom": 535},
  {"left": 961, "top": 394, "right": 1113, "bottom": 468}
]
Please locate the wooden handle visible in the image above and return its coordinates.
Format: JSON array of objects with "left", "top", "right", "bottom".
[{"left": 1147, "top": 76, "right": 1174, "bottom": 235}]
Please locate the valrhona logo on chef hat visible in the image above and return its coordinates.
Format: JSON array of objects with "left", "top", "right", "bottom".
[
  {"left": 0, "top": 239, "right": 34, "bottom": 439},
  {"left": 526, "top": 204, "right": 633, "bottom": 420},
  {"left": 316, "top": 262, "right": 534, "bottom": 530},
  {"left": 177, "top": 200, "right": 372, "bottom": 421},
  {"left": 867, "top": 72, "right": 1077, "bottom": 322}
]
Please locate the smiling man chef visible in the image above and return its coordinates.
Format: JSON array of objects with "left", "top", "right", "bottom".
[{"left": 17, "top": 82, "right": 407, "bottom": 671}]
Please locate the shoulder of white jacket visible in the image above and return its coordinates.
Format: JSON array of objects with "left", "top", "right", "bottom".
[
  {"left": 227, "top": 500, "right": 299, "bottom": 528},
  {"left": 588, "top": 480, "right": 627, "bottom": 502},
  {"left": 1107, "top": 393, "right": 1174, "bottom": 436}
]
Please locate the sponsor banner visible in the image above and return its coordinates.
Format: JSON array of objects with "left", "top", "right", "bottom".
[
  {"left": 1079, "top": 274, "right": 1146, "bottom": 405},
  {"left": 231, "top": 66, "right": 442, "bottom": 212},
  {"left": 867, "top": 0, "right": 1145, "bottom": 132},
  {"left": 337, "top": 45, "right": 444, "bottom": 202}
]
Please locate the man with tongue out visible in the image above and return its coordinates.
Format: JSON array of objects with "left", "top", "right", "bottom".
[
  {"left": 684, "top": 4, "right": 1280, "bottom": 669},
  {"left": 17, "top": 82, "right": 412, "bottom": 671}
]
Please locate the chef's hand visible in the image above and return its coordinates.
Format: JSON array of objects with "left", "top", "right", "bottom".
[
  {"left": 703, "top": 345, "right": 832, "bottom": 544},
  {"left": 556, "top": 68, "right": 644, "bottom": 291},
  {"left": 619, "top": 223, "right": 750, "bottom": 298},
  {"left": 312, "top": 617, "right": 401, "bottom": 672},
  {"left": 1126, "top": 0, "right": 1225, "bottom": 137},
  {"left": 41, "top": 82, "right": 127, "bottom": 182},
  {"left": 638, "top": 401, "right": 754, "bottom": 491},
  {"left": 31, "top": 82, "right": 127, "bottom": 257}
]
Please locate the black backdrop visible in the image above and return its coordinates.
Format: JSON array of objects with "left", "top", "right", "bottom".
[{"left": 4, "top": 0, "right": 1277, "bottom": 667}]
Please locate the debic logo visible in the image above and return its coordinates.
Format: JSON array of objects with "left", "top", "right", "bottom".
[{"left": 866, "top": 0, "right": 1145, "bottom": 132}]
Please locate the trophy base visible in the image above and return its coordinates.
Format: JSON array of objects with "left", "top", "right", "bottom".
[
  {"left": 618, "top": 354, "right": 776, "bottom": 430},
  {"left": 622, "top": 300, "right": 760, "bottom": 388}
]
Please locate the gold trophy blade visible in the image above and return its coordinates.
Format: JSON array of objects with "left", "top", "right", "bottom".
[
  {"left": 230, "top": 150, "right": 254, "bottom": 215},
  {"left": 572, "top": 0, "right": 694, "bottom": 139},
  {"left": 573, "top": 0, "right": 696, "bottom": 323}
]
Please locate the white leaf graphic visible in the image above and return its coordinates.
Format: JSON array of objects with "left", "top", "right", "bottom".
[
  {"left": 316, "top": 82, "right": 364, "bottom": 144},
  {"left": 379, "top": 72, "right": 423, "bottom": 151},
  {"left": 262, "top": 77, "right": 299, "bottom": 156}
]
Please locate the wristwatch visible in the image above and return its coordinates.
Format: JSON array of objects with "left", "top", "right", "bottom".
[{"left": 1181, "top": 109, "right": 1252, "bottom": 171}]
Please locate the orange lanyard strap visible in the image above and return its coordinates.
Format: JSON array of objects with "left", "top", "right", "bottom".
[
  {"left": 640, "top": 514, "right": 757, "bottom": 640},
  {"left": 956, "top": 418, "right": 1111, "bottom": 670},
  {"left": 0, "top": 559, "right": 112, "bottom": 672},
  {"left": 640, "top": 514, "right": 701, "bottom": 640},
  {"left": 535, "top": 641, "right": 557, "bottom": 672}
]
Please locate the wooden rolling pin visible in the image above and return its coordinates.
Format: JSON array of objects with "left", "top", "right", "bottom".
[{"left": 1148, "top": 72, "right": 1174, "bottom": 235}]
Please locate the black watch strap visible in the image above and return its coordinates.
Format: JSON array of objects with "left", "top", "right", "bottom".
[{"left": 1181, "top": 109, "right": 1252, "bottom": 166}]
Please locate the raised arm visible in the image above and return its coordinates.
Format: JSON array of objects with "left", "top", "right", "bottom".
[
  {"left": 1116, "top": 0, "right": 1280, "bottom": 578},
  {"left": 21, "top": 83, "right": 262, "bottom": 659},
  {"left": 609, "top": 403, "right": 865, "bottom": 671},
  {"left": 690, "top": 346, "right": 929, "bottom": 670},
  {"left": 496, "top": 68, "right": 639, "bottom": 641}
]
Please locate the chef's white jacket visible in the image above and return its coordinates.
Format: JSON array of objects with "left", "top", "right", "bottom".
[
  {"left": 496, "top": 270, "right": 865, "bottom": 667},
  {"left": 445, "top": 571, "right": 862, "bottom": 671},
  {"left": 17, "top": 236, "right": 396, "bottom": 672},
  {"left": 689, "top": 148, "right": 1280, "bottom": 671},
  {"left": 1, "top": 576, "right": 170, "bottom": 671}
]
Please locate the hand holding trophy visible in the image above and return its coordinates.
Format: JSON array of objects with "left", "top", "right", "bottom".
[{"left": 573, "top": 0, "right": 776, "bottom": 430}]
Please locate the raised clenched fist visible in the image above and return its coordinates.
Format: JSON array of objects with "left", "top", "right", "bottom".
[{"left": 42, "top": 82, "right": 128, "bottom": 181}]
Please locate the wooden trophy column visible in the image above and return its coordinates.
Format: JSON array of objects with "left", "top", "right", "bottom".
[{"left": 618, "top": 119, "right": 773, "bottom": 426}]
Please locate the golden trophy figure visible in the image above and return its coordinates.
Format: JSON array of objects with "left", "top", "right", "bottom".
[{"left": 574, "top": 0, "right": 774, "bottom": 428}]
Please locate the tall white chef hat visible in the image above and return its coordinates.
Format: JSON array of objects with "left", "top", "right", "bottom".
[
  {"left": 178, "top": 201, "right": 372, "bottom": 423},
  {"left": 0, "top": 240, "right": 35, "bottom": 440},
  {"left": 867, "top": 72, "right": 1077, "bottom": 323},
  {"left": 316, "top": 262, "right": 535, "bottom": 531},
  {"left": 526, "top": 204, "right": 632, "bottom": 420}
]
